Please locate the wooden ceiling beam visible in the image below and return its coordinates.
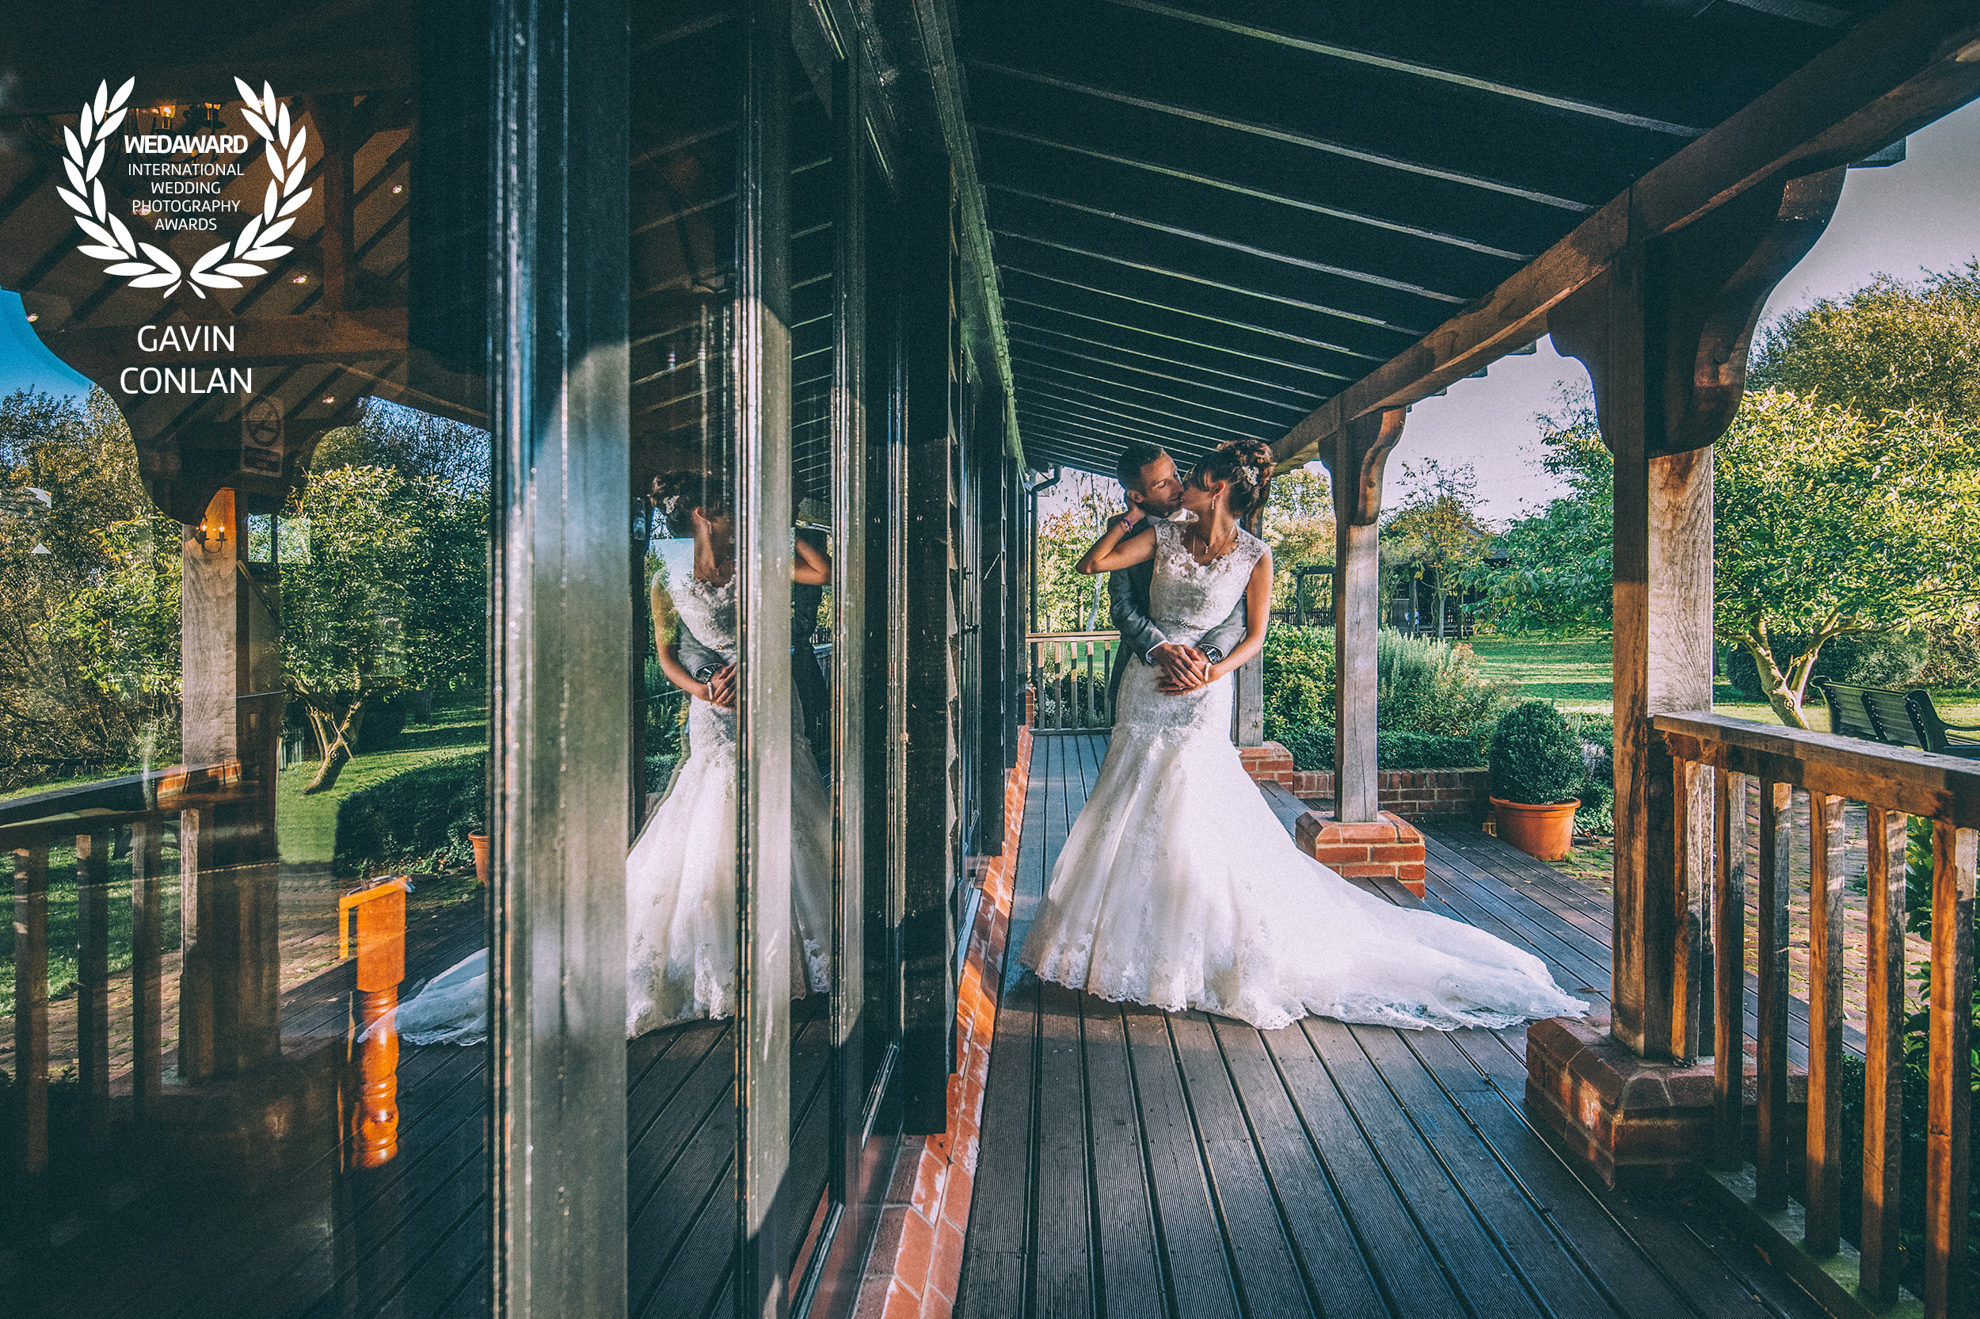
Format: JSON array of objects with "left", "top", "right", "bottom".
[
  {"left": 1273, "top": 0, "right": 1980, "bottom": 466},
  {"left": 1017, "top": 391, "right": 1222, "bottom": 450},
  {"left": 967, "top": 59, "right": 1596, "bottom": 213},
  {"left": 980, "top": 124, "right": 1533, "bottom": 261},
  {"left": 1008, "top": 332, "right": 1312, "bottom": 413},
  {"left": 1003, "top": 302, "right": 1346, "bottom": 386},
  {"left": 1107, "top": 0, "right": 1711, "bottom": 137},
  {"left": 987, "top": 181, "right": 1473, "bottom": 306},
  {"left": 991, "top": 225, "right": 1427, "bottom": 340},
  {"left": 1012, "top": 353, "right": 1297, "bottom": 429},
  {"left": 1018, "top": 374, "right": 1271, "bottom": 442},
  {"left": 1004, "top": 268, "right": 1378, "bottom": 366},
  {"left": 1006, "top": 319, "right": 1325, "bottom": 403}
]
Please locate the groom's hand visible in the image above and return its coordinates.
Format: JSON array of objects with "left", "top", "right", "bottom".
[{"left": 1151, "top": 643, "right": 1211, "bottom": 693}]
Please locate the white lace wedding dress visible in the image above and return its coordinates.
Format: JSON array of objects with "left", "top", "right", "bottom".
[
  {"left": 1018, "top": 520, "right": 1589, "bottom": 1032},
  {"left": 624, "top": 571, "right": 832, "bottom": 1034},
  {"left": 393, "top": 571, "right": 833, "bottom": 1046}
]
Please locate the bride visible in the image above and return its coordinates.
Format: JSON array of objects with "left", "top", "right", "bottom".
[
  {"left": 625, "top": 472, "right": 833, "bottom": 1033},
  {"left": 391, "top": 472, "right": 834, "bottom": 1046},
  {"left": 1019, "top": 439, "right": 1588, "bottom": 1032}
]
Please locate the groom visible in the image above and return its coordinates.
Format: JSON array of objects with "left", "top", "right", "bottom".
[{"left": 1107, "top": 440, "right": 1248, "bottom": 701}]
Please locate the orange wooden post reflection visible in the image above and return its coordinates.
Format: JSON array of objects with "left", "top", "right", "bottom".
[{"left": 339, "top": 879, "right": 408, "bottom": 1168}]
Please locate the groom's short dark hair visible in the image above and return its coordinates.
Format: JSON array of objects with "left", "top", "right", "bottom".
[{"left": 1115, "top": 441, "right": 1168, "bottom": 493}]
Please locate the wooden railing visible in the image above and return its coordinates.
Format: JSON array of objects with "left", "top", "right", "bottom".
[
  {"left": 1027, "top": 632, "right": 1119, "bottom": 731},
  {"left": 4, "top": 761, "right": 241, "bottom": 1183},
  {"left": 1654, "top": 713, "right": 1974, "bottom": 1316}
]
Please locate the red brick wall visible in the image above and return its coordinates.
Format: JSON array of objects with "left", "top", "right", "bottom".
[{"left": 1236, "top": 743, "right": 1489, "bottom": 820}]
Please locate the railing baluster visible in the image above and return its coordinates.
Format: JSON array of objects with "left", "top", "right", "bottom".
[
  {"left": 1671, "top": 756, "right": 1709, "bottom": 1063},
  {"left": 131, "top": 819, "right": 165, "bottom": 1122},
  {"left": 1756, "top": 779, "right": 1793, "bottom": 1211},
  {"left": 1862, "top": 804, "right": 1907, "bottom": 1304},
  {"left": 1804, "top": 792, "right": 1846, "bottom": 1255},
  {"left": 1085, "top": 633, "right": 1100, "bottom": 720},
  {"left": 1102, "top": 640, "right": 1114, "bottom": 724},
  {"left": 76, "top": 829, "right": 112, "bottom": 1154},
  {"left": 1925, "top": 821, "right": 1975, "bottom": 1319},
  {"left": 1713, "top": 769, "right": 1746, "bottom": 1170},
  {"left": 14, "top": 838, "right": 50, "bottom": 1181}
]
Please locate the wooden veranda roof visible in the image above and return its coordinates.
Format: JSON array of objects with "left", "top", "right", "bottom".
[{"left": 946, "top": 0, "right": 1980, "bottom": 479}]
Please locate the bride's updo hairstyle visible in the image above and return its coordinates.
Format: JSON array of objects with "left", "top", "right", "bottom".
[
  {"left": 1188, "top": 438, "right": 1275, "bottom": 518},
  {"left": 650, "top": 470, "right": 732, "bottom": 538}
]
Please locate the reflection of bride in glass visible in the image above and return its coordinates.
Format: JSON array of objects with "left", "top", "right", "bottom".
[
  {"left": 627, "top": 471, "right": 833, "bottom": 1034},
  {"left": 388, "top": 471, "right": 833, "bottom": 1047}
]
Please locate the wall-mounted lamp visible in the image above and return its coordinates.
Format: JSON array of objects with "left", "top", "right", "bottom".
[{"left": 193, "top": 517, "right": 230, "bottom": 551}]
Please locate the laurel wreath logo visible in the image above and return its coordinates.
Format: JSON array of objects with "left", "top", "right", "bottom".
[{"left": 60, "top": 76, "right": 314, "bottom": 299}]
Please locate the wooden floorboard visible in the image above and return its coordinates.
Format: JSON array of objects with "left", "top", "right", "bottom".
[
  {"left": 27, "top": 887, "right": 757, "bottom": 1319},
  {"left": 958, "top": 731, "right": 1830, "bottom": 1319}
]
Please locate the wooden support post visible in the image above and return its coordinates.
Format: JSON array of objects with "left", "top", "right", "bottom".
[
  {"left": 76, "top": 829, "right": 112, "bottom": 1153},
  {"left": 1925, "top": 822, "right": 1975, "bottom": 1318},
  {"left": 1324, "top": 408, "right": 1404, "bottom": 824},
  {"left": 898, "top": 140, "right": 960, "bottom": 1134},
  {"left": 1550, "top": 167, "right": 1844, "bottom": 1063},
  {"left": 313, "top": 95, "right": 355, "bottom": 314},
  {"left": 130, "top": 819, "right": 165, "bottom": 1122},
  {"left": 1862, "top": 805, "right": 1908, "bottom": 1303},
  {"left": 14, "top": 840, "right": 49, "bottom": 1183},
  {"left": 1804, "top": 792, "right": 1846, "bottom": 1255}
]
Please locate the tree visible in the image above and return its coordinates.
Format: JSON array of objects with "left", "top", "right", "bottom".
[
  {"left": 1259, "top": 465, "right": 1334, "bottom": 613},
  {"left": 1751, "top": 261, "right": 1980, "bottom": 419},
  {"left": 1713, "top": 391, "right": 1980, "bottom": 727},
  {"left": 1478, "top": 390, "right": 1615, "bottom": 635},
  {"left": 1031, "top": 469, "right": 1118, "bottom": 632},
  {"left": 0, "top": 388, "right": 174, "bottom": 789},
  {"left": 314, "top": 398, "right": 493, "bottom": 489},
  {"left": 282, "top": 464, "right": 487, "bottom": 791},
  {"left": 1484, "top": 384, "right": 1980, "bottom": 729},
  {"left": 1382, "top": 458, "right": 1492, "bottom": 637}
]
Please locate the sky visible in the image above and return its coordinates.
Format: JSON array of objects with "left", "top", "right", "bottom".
[{"left": 4, "top": 96, "right": 1975, "bottom": 525}]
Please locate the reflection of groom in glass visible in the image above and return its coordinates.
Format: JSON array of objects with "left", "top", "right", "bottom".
[{"left": 1107, "top": 441, "right": 1247, "bottom": 705}]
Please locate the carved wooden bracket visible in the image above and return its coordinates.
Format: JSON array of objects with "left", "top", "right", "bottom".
[
  {"left": 1318, "top": 407, "right": 1407, "bottom": 527},
  {"left": 1550, "top": 166, "right": 1846, "bottom": 458}
]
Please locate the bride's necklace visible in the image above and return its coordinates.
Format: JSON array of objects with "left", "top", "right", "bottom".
[{"left": 1183, "top": 520, "right": 1238, "bottom": 564}]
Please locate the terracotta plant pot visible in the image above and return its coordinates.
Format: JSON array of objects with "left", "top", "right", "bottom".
[
  {"left": 1489, "top": 797, "right": 1578, "bottom": 862},
  {"left": 469, "top": 832, "right": 490, "bottom": 886}
]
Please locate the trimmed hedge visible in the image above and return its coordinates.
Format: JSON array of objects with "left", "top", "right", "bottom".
[
  {"left": 332, "top": 751, "right": 486, "bottom": 878},
  {"left": 1280, "top": 726, "right": 1482, "bottom": 772}
]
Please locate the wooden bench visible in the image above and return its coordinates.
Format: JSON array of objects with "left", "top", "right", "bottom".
[{"left": 1817, "top": 680, "right": 1980, "bottom": 758}]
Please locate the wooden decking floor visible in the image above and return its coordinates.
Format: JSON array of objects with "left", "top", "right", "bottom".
[
  {"left": 957, "top": 732, "right": 1826, "bottom": 1319},
  {"left": 17, "top": 899, "right": 802, "bottom": 1319}
]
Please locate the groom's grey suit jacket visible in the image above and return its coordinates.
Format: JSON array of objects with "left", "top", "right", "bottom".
[{"left": 1106, "top": 518, "right": 1248, "bottom": 704}]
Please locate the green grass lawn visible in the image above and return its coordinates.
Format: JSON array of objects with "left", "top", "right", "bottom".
[
  {"left": 1, "top": 701, "right": 487, "bottom": 1019},
  {"left": 1466, "top": 635, "right": 1980, "bottom": 730},
  {"left": 275, "top": 701, "right": 486, "bottom": 867}
]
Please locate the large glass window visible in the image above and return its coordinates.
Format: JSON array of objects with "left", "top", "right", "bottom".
[{"left": 1, "top": 5, "right": 497, "bottom": 1314}]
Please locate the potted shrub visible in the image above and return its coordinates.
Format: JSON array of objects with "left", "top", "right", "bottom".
[{"left": 1488, "top": 700, "right": 1585, "bottom": 860}]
